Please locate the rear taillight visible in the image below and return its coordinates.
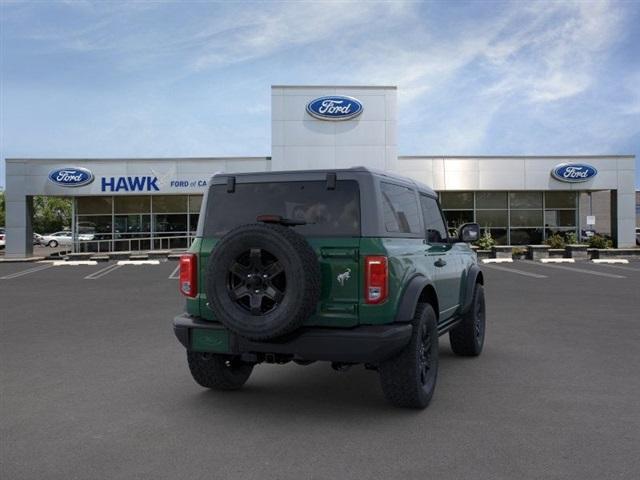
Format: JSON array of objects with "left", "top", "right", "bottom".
[
  {"left": 179, "top": 254, "right": 197, "bottom": 298},
  {"left": 365, "top": 256, "right": 388, "bottom": 304}
]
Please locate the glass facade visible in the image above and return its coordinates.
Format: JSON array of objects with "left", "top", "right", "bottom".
[
  {"left": 72, "top": 190, "right": 581, "bottom": 250},
  {"left": 74, "top": 195, "right": 202, "bottom": 252},
  {"left": 441, "top": 191, "right": 577, "bottom": 245}
]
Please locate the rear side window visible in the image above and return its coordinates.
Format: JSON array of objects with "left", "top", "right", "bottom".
[
  {"left": 204, "top": 180, "right": 360, "bottom": 237},
  {"left": 420, "top": 194, "right": 448, "bottom": 243},
  {"left": 381, "top": 182, "right": 421, "bottom": 234}
]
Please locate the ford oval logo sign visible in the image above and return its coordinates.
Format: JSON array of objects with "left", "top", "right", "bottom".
[
  {"left": 48, "top": 167, "right": 95, "bottom": 187},
  {"left": 551, "top": 163, "right": 598, "bottom": 183},
  {"left": 306, "top": 95, "right": 363, "bottom": 121}
]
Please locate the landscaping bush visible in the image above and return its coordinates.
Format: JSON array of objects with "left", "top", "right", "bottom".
[
  {"left": 476, "top": 229, "right": 496, "bottom": 250},
  {"left": 588, "top": 234, "right": 613, "bottom": 249},
  {"left": 564, "top": 232, "right": 578, "bottom": 245},
  {"left": 545, "top": 233, "right": 565, "bottom": 249}
]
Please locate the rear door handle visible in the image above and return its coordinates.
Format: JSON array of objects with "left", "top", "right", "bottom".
[{"left": 434, "top": 258, "right": 447, "bottom": 268}]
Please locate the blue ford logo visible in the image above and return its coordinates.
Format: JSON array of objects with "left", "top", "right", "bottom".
[
  {"left": 48, "top": 167, "right": 94, "bottom": 187},
  {"left": 551, "top": 163, "right": 598, "bottom": 183},
  {"left": 306, "top": 95, "right": 363, "bottom": 121}
]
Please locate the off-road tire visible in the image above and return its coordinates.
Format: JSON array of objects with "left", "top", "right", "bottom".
[
  {"left": 205, "top": 223, "right": 320, "bottom": 341},
  {"left": 379, "top": 304, "right": 439, "bottom": 409},
  {"left": 449, "top": 283, "right": 485, "bottom": 356},
  {"left": 48, "top": 240, "right": 58, "bottom": 248},
  {"left": 187, "top": 351, "right": 253, "bottom": 390}
]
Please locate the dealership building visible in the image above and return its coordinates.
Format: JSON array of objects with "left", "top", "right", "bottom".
[{"left": 4, "top": 85, "right": 638, "bottom": 258}]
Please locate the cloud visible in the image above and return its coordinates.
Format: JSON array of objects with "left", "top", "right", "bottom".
[
  {"left": 188, "top": 2, "right": 412, "bottom": 71},
  {"left": 1, "top": 0, "right": 637, "bottom": 184}
]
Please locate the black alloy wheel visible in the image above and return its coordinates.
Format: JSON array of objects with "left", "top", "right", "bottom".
[
  {"left": 418, "top": 323, "right": 434, "bottom": 387},
  {"left": 449, "top": 283, "right": 486, "bottom": 356},
  {"left": 227, "top": 248, "right": 286, "bottom": 315}
]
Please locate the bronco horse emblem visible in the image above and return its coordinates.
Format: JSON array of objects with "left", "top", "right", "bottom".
[{"left": 336, "top": 268, "right": 351, "bottom": 286}]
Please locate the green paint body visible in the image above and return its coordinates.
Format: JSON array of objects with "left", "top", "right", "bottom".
[{"left": 185, "top": 234, "right": 476, "bottom": 342}]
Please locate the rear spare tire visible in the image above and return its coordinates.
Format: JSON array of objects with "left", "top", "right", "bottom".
[{"left": 205, "top": 223, "right": 320, "bottom": 341}]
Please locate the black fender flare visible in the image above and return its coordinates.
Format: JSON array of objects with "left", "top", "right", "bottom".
[
  {"left": 393, "top": 275, "right": 433, "bottom": 323},
  {"left": 460, "top": 264, "right": 483, "bottom": 314}
]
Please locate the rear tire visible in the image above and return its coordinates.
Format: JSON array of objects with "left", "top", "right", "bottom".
[
  {"left": 379, "top": 304, "right": 439, "bottom": 409},
  {"left": 449, "top": 283, "right": 485, "bottom": 356},
  {"left": 187, "top": 351, "right": 253, "bottom": 390}
]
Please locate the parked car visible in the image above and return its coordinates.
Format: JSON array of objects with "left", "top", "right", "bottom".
[
  {"left": 0, "top": 227, "right": 5, "bottom": 249},
  {"left": 33, "top": 233, "right": 45, "bottom": 245},
  {"left": 41, "top": 231, "right": 93, "bottom": 247},
  {"left": 173, "top": 168, "right": 485, "bottom": 409},
  {"left": 580, "top": 229, "right": 595, "bottom": 242},
  {"left": 636, "top": 227, "right": 640, "bottom": 246}
]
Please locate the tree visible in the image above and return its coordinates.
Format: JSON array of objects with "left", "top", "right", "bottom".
[
  {"left": 31, "top": 196, "right": 72, "bottom": 234},
  {"left": 0, "top": 193, "right": 71, "bottom": 233}
]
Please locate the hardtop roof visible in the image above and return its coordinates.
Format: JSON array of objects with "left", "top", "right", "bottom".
[{"left": 211, "top": 166, "right": 437, "bottom": 196}]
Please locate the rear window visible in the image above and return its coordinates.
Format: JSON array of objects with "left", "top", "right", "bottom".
[
  {"left": 204, "top": 180, "right": 361, "bottom": 237},
  {"left": 380, "top": 182, "right": 421, "bottom": 234}
]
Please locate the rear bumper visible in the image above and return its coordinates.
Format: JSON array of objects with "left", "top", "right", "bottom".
[{"left": 173, "top": 314, "right": 412, "bottom": 364}]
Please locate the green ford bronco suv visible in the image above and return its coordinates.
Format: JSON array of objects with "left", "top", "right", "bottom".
[{"left": 173, "top": 167, "right": 485, "bottom": 408}]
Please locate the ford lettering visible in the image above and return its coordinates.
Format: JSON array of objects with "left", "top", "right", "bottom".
[
  {"left": 551, "top": 163, "right": 598, "bottom": 183},
  {"left": 306, "top": 96, "right": 363, "bottom": 121},
  {"left": 48, "top": 168, "right": 94, "bottom": 187}
]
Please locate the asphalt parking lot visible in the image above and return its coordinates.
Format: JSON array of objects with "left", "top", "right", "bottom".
[{"left": 2, "top": 259, "right": 640, "bottom": 479}]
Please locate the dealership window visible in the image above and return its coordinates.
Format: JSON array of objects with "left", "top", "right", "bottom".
[
  {"left": 152, "top": 195, "right": 188, "bottom": 213},
  {"left": 188, "top": 195, "right": 203, "bottom": 233},
  {"left": 544, "top": 191, "right": 577, "bottom": 239},
  {"left": 509, "top": 192, "right": 542, "bottom": 209},
  {"left": 476, "top": 210, "right": 507, "bottom": 228},
  {"left": 77, "top": 196, "right": 112, "bottom": 215},
  {"left": 114, "top": 196, "right": 150, "bottom": 213},
  {"left": 440, "top": 192, "right": 473, "bottom": 209},
  {"left": 545, "top": 191, "right": 576, "bottom": 209},
  {"left": 442, "top": 210, "right": 474, "bottom": 229},
  {"left": 476, "top": 192, "right": 507, "bottom": 209},
  {"left": 73, "top": 194, "right": 202, "bottom": 252},
  {"left": 438, "top": 190, "right": 578, "bottom": 245},
  {"left": 440, "top": 192, "right": 474, "bottom": 230}
]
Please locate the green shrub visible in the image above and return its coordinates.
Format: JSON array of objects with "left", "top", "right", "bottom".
[
  {"left": 564, "top": 232, "right": 578, "bottom": 245},
  {"left": 545, "top": 233, "right": 565, "bottom": 249},
  {"left": 476, "top": 229, "right": 496, "bottom": 250},
  {"left": 588, "top": 234, "right": 613, "bottom": 249}
]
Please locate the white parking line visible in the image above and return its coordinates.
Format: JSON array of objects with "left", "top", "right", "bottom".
[
  {"left": 52, "top": 260, "right": 98, "bottom": 266},
  {"left": 482, "top": 258, "right": 513, "bottom": 264},
  {"left": 531, "top": 261, "right": 626, "bottom": 279},
  {"left": 117, "top": 260, "right": 161, "bottom": 266},
  {"left": 0, "top": 264, "right": 54, "bottom": 280},
  {"left": 84, "top": 263, "right": 123, "bottom": 280},
  {"left": 482, "top": 264, "right": 548, "bottom": 278},
  {"left": 592, "top": 259, "right": 629, "bottom": 264},
  {"left": 591, "top": 263, "right": 640, "bottom": 273},
  {"left": 168, "top": 265, "right": 180, "bottom": 279}
]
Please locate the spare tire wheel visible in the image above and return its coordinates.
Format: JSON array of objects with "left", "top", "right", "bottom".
[{"left": 205, "top": 223, "right": 320, "bottom": 341}]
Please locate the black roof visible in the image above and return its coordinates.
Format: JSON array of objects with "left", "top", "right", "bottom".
[{"left": 211, "top": 166, "right": 436, "bottom": 196}]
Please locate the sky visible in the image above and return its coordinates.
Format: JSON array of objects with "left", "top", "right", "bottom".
[{"left": 1, "top": 0, "right": 639, "bottom": 188}]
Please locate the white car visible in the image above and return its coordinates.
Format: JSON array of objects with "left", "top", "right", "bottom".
[{"left": 41, "top": 231, "right": 93, "bottom": 248}]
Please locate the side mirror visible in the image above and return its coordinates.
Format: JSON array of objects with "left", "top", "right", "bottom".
[{"left": 458, "top": 223, "right": 480, "bottom": 243}]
